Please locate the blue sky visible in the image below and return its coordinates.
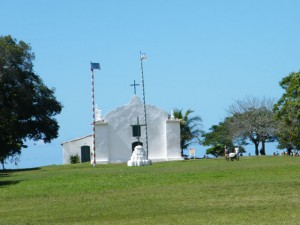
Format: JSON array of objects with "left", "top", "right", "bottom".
[{"left": 1, "top": 0, "right": 300, "bottom": 168}]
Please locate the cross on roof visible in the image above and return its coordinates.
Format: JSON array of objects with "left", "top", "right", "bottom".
[{"left": 130, "top": 80, "right": 140, "bottom": 95}]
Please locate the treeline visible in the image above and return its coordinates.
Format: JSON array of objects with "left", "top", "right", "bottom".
[
  {"left": 173, "top": 72, "right": 300, "bottom": 157},
  {"left": 202, "top": 72, "right": 300, "bottom": 156}
]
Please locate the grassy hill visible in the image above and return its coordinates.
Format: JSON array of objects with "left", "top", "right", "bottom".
[{"left": 1, "top": 156, "right": 300, "bottom": 225}]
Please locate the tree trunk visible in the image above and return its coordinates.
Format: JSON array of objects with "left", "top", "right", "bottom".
[
  {"left": 260, "top": 141, "right": 266, "bottom": 155},
  {"left": 254, "top": 142, "right": 259, "bottom": 156},
  {"left": 1, "top": 158, "right": 5, "bottom": 170},
  {"left": 287, "top": 147, "right": 292, "bottom": 155}
]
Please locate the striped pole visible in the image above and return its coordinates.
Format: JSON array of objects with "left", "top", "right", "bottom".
[
  {"left": 90, "top": 62, "right": 100, "bottom": 167},
  {"left": 140, "top": 51, "right": 149, "bottom": 159},
  {"left": 91, "top": 68, "right": 96, "bottom": 167}
]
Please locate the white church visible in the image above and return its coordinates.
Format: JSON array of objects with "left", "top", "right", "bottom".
[{"left": 61, "top": 95, "right": 183, "bottom": 165}]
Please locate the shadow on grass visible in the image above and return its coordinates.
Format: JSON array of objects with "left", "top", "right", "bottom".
[
  {"left": 0, "top": 167, "right": 41, "bottom": 173},
  {"left": 0, "top": 180, "right": 21, "bottom": 187},
  {"left": 0, "top": 167, "right": 40, "bottom": 188}
]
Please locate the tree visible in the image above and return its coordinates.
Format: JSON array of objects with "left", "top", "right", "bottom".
[
  {"left": 202, "top": 118, "right": 234, "bottom": 156},
  {"left": 202, "top": 117, "right": 246, "bottom": 157},
  {"left": 0, "top": 35, "right": 62, "bottom": 169},
  {"left": 227, "top": 97, "right": 278, "bottom": 155},
  {"left": 172, "top": 109, "right": 203, "bottom": 156},
  {"left": 274, "top": 71, "right": 300, "bottom": 153},
  {"left": 275, "top": 120, "right": 296, "bottom": 155}
]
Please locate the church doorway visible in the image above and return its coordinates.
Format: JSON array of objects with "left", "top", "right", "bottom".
[
  {"left": 81, "top": 145, "right": 91, "bottom": 163},
  {"left": 132, "top": 141, "right": 143, "bottom": 152}
]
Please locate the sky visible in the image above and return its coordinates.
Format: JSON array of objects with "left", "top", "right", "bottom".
[{"left": 1, "top": 0, "right": 300, "bottom": 168}]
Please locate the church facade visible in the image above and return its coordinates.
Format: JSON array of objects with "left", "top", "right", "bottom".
[{"left": 61, "top": 96, "right": 182, "bottom": 164}]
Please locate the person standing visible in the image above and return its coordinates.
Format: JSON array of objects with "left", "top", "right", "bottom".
[
  {"left": 224, "top": 146, "right": 229, "bottom": 161},
  {"left": 234, "top": 146, "right": 240, "bottom": 161}
]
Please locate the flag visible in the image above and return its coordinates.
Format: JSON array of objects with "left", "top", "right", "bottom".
[
  {"left": 140, "top": 53, "right": 147, "bottom": 61},
  {"left": 91, "top": 62, "right": 100, "bottom": 71}
]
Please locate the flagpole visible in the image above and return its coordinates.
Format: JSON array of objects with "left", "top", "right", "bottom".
[
  {"left": 140, "top": 51, "right": 149, "bottom": 159},
  {"left": 90, "top": 62, "right": 100, "bottom": 167},
  {"left": 91, "top": 65, "right": 96, "bottom": 167}
]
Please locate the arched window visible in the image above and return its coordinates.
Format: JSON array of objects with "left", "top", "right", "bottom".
[{"left": 132, "top": 141, "right": 143, "bottom": 152}]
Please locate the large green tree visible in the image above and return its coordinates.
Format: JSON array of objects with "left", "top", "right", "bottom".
[
  {"left": 274, "top": 71, "right": 300, "bottom": 153},
  {"left": 173, "top": 109, "right": 203, "bottom": 156},
  {"left": 202, "top": 117, "right": 246, "bottom": 157},
  {"left": 203, "top": 117, "right": 235, "bottom": 156},
  {"left": 0, "top": 35, "right": 62, "bottom": 169}
]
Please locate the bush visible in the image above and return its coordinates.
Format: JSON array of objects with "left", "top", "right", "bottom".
[{"left": 69, "top": 154, "right": 80, "bottom": 164}]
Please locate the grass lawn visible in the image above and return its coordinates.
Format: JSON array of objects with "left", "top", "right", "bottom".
[{"left": 0, "top": 156, "right": 300, "bottom": 225}]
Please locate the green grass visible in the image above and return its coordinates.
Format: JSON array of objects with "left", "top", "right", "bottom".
[{"left": 1, "top": 156, "right": 300, "bottom": 225}]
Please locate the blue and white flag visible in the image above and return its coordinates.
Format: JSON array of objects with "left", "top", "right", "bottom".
[{"left": 91, "top": 62, "right": 101, "bottom": 71}]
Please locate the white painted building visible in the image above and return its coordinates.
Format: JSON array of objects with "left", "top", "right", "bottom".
[{"left": 61, "top": 96, "right": 182, "bottom": 164}]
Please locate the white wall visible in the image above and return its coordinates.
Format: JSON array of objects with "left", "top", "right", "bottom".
[
  {"left": 147, "top": 105, "right": 168, "bottom": 160},
  {"left": 166, "top": 119, "right": 181, "bottom": 160},
  {"left": 95, "top": 121, "right": 109, "bottom": 164},
  {"left": 61, "top": 135, "right": 93, "bottom": 164},
  {"left": 104, "top": 95, "right": 171, "bottom": 163}
]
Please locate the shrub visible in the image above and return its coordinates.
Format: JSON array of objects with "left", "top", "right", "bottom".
[{"left": 69, "top": 154, "right": 80, "bottom": 164}]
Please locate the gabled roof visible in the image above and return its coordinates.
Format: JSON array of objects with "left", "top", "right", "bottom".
[{"left": 61, "top": 134, "right": 92, "bottom": 145}]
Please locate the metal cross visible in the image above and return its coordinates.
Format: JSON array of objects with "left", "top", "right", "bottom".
[{"left": 130, "top": 80, "right": 140, "bottom": 95}]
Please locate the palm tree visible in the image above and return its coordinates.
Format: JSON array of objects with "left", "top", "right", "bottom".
[{"left": 173, "top": 109, "right": 203, "bottom": 156}]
